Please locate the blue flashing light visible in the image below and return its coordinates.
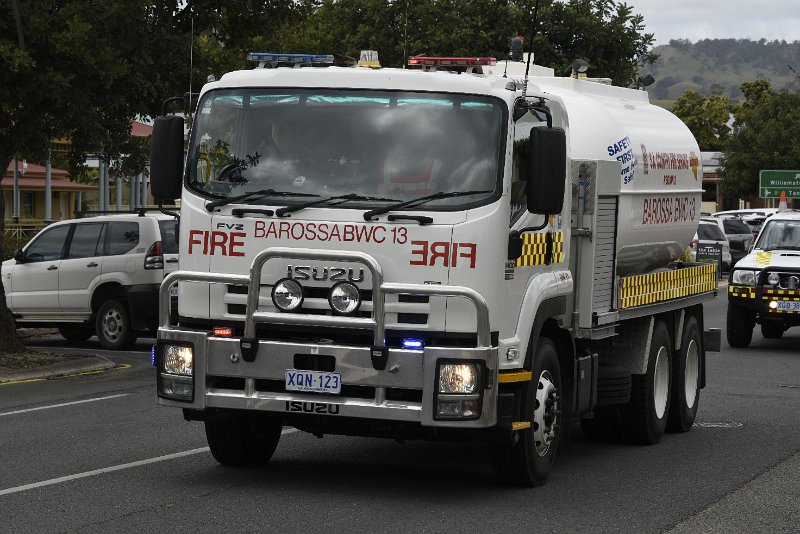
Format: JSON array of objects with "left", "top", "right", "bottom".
[
  {"left": 247, "top": 53, "right": 335, "bottom": 68},
  {"left": 402, "top": 338, "right": 424, "bottom": 350},
  {"left": 151, "top": 345, "right": 156, "bottom": 366}
]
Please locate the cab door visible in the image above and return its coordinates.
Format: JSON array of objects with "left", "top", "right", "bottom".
[
  {"left": 10, "top": 224, "right": 71, "bottom": 314},
  {"left": 59, "top": 222, "right": 105, "bottom": 313}
]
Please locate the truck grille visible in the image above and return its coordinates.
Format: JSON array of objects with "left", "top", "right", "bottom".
[{"left": 224, "top": 284, "right": 429, "bottom": 324}]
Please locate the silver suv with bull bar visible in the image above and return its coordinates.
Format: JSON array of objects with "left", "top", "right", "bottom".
[{"left": 156, "top": 247, "right": 498, "bottom": 428}]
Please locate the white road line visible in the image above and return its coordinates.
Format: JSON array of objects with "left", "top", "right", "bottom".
[
  {"left": 0, "top": 428, "right": 298, "bottom": 497},
  {"left": 0, "top": 394, "right": 129, "bottom": 417}
]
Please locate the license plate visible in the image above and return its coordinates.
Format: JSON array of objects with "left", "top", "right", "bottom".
[
  {"left": 169, "top": 286, "right": 179, "bottom": 297},
  {"left": 775, "top": 300, "right": 800, "bottom": 311},
  {"left": 285, "top": 369, "right": 341, "bottom": 394}
]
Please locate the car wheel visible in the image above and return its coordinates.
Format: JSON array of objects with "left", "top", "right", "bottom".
[
  {"left": 726, "top": 304, "right": 754, "bottom": 348},
  {"left": 58, "top": 325, "right": 94, "bottom": 342},
  {"left": 761, "top": 322, "right": 784, "bottom": 339},
  {"left": 667, "top": 315, "right": 701, "bottom": 433},
  {"left": 621, "top": 320, "right": 671, "bottom": 444},
  {"left": 205, "top": 414, "right": 283, "bottom": 466},
  {"left": 96, "top": 299, "right": 136, "bottom": 349},
  {"left": 490, "top": 337, "right": 562, "bottom": 486}
]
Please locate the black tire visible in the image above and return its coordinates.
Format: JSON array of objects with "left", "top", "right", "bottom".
[
  {"left": 95, "top": 299, "right": 136, "bottom": 349},
  {"left": 726, "top": 303, "right": 754, "bottom": 348},
  {"left": 621, "top": 321, "right": 672, "bottom": 444},
  {"left": 580, "top": 407, "right": 623, "bottom": 442},
  {"left": 761, "top": 322, "right": 784, "bottom": 339},
  {"left": 205, "top": 414, "right": 283, "bottom": 466},
  {"left": 491, "top": 338, "right": 562, "bottom": 486},
  {"left": 667, "top": 315, "right": 701, "bottom": 433},
  {"left": 58, "top": 325, "right": 94, "bottom": 342}
]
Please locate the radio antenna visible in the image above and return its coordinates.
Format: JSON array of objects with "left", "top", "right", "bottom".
[
  {"left": 521, "top": 0, "right": 540, "bottom": 97},
  {"left": 188, "top": 16, "right": 194, "bottom": 118}
]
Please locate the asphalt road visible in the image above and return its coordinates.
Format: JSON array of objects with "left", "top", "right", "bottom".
[{"left": 1, "top": 293, "right": 798, "bottom": 533}]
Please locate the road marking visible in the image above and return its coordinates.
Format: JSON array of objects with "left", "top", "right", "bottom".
[
  {"left": 0, "top": 428, "right": 298, "bottom": 497},
  {"left": 0, "top": 393, "right": 129, "bottom": 417}
]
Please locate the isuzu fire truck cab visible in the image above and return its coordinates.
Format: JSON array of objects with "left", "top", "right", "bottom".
[{"left": 150, "top": 53, "right": 720, "bottom": 486}]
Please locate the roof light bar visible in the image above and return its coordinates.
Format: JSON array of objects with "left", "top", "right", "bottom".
[
  {"left": 408, "top": 56, "right": 497, "bottom": 67},
  {"left": 247, "top": 52, "right": 335, "bottom": 69}
]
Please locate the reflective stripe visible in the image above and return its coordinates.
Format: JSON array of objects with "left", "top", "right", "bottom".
[
  {"left": 498, "top": 371, "right": 533, "bottom": 383},
  {"left": 515, "top": 231, "right": 564, "bottom": 267},
  {"left": 512, "top": 421, "right": 531, "bottom": 431},
  {"left": 619, "top": 263, "right": 717, "bottom": 309}
]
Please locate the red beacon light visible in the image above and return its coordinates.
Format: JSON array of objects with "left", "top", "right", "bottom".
[{"left": 407, "top": 56, "right": 497, "bottom": 73}]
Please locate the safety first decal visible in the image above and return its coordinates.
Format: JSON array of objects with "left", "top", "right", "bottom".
[
  {"left": 515, "top": 232, "right": 564, "bottom": 267},
  {"left": 187, "top": 221, "right": 478, "bottom": 269},
  {"left": 618, "top": 263, "right": 716, "bottom": 309}
]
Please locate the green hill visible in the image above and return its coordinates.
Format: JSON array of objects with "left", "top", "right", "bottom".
[{"left": 641, "top": 39, "right": 800, "bottom": 101}]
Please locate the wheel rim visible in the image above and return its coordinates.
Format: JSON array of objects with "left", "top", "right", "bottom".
[
  {"left": 102, "top": 307, "right": 123, "bottom": 342},
  {"left": 533, "top": 370, "right": 559, "bottom": 457},
  {"left": 684, "top": 339, "right": 699, "bottom": 409},
  {"left": 653, "top": 346, "right": 669, "bottom": 419}
]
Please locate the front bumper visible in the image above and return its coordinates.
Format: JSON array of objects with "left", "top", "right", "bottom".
[
  {"left": 728, "top": 285, "right": 800, "bottom": 320},
  {"left": 157, "top": 247, "right": 498, "bottom": 429}
]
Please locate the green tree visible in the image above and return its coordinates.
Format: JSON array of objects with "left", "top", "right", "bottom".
[
  {"left": 719, "top": 81, "right": 800, "bottom": 199},
  {"left": 672, "top": 90, "right": 731, "bottom": 151},
  {"left": 0, "top": 0, "right": 190, "bottom": 352}
]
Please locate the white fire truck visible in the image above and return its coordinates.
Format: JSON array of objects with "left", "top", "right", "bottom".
[{"left": 150, "top": 53, "right": 720, "bottom": 486}]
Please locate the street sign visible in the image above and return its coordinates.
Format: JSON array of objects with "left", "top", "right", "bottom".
[
  {"left": 759, "top": 170, "right": 800, "bottom": 199},
  {"left": 696, "top": 243, "right": 722, "bottom": 278}
]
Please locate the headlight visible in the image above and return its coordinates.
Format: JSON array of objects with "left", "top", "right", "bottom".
[
  {"left": 438, "top": 363, "right": 479, "bottom": 394},
  {"left": 767, "top": 272, "right": 780, "bottom": 285},
  {"left": 328, "top": 282, "right": 361, "bottom": 315},
  {"left": 272, "top": 278, "right": 304, "bottom": 312},
  {"left": 163, "top": 344, "right": 193, "bottom": 376},
  {"left": 731, "top": 269, "right": 757, "bottom": 285}
]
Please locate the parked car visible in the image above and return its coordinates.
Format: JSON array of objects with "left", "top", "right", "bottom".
[
  {"left": 690, "top": 218, "right": 732, "bottom": 271},
  {"left": 712, "top": 209, "right": 779, "bottom": 241},
  {"left": 1, "top": 212, "right": 179, "bottom": 349},
  {"left": 702, "top": 216, "right": 753, "bottom": 266}
]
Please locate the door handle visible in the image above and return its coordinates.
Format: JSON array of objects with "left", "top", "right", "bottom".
[
  {"left": 166, "top": 258, "right": 178, "bottom": 263},
  {"left": 47, "top": 265, "right": 58, "bottom": 271},
  {"left": 87, "top": 262, "right": 99, "bottom": 268}
]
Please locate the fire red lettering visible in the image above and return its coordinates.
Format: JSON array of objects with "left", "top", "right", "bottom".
[
  {"left": 343, "top": 225, "right": 355, "bottom": 242},
  {"left": 429, "top": 242, "right": 449, "bottom": 267},
  {"left": 210, "top": 231, "right": 228, "bottom": 255},
  {"left": 291, "top": 222, "right": 304, "bottom": 240},
  {"left": 410, "top": 241, "right": 428, "bottom": 266},
  {"left": 306, "top": 222, "right": 317, "bottom": 241},
  {"left": 265, "top": 221, "right": 278, "bottom": 239},
  {"left": 229, "top": 232, "right": 245, "bottom": 257},
  {"left": 458, "top": 243, "right": 477, "bottom": 268},
  {"left": 254, "top": 221, "right": 265, "bottom": 238},
  {"left": 278, "top": 221, "right": 290, "bottom": 239},
  {"left": 188, "top": 230, "right": 204, "bottom": 254},
  {"left": 373, "top": 226, "right": 386, "bottom": 243},
  {"left": 328, "top": 225, "right": 341, "bottom": 241}
]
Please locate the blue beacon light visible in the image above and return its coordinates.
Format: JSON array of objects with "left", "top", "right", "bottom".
[{"left": 402, "top": 338, "right": 424, "bottom": 350}]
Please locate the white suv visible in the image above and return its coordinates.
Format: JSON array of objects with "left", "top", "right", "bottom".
[{"left": 1, "top": 212, "right": 179, "bottom": 349}]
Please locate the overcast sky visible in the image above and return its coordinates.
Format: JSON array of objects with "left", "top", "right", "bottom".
[{"left": 627, "top": 0, "right": 800, "bottom": 45}]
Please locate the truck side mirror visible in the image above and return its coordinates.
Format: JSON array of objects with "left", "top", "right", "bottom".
[
  {"left": 527, "top": 127, "right": 566, "bottom": 215},
  {"left": 150, "top": 115, "right": 185, "bottom": 203},
  {"left": 13, "top": 249, "right": 25, "bottom": 263}
]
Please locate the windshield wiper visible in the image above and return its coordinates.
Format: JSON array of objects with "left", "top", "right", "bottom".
[
  {"left": 275, "top": 193, "right": 399, "bottom": 217},
  {"left": 362, "top": 190, "right": 492, "bottom": 221},
  {"left": 205, "top": 189, "right": 320, "bottom": 212}
]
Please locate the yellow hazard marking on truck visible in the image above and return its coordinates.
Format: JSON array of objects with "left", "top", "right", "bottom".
[
  {"left": 729, "top": 286, "right": 756, "bottom": 299},
  {"left": 512, "top": 422, "right": 531, "bottom": 431},
  {"left": 618, "top": 263, "right": 717, "bottom": 309},
  {"left": 498, "top": 370, "right": 533, "bottom": 383},
  {"left": 755, "top": 251, "right": 773, "bottom": 266},
  {"left": 515, "top": 231, "right": 564, "bottom": 267}
]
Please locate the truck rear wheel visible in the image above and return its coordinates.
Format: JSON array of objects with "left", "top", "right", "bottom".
[
  {"left": 205, "top": 414, "right": 282, "bottom": 466},
  {"left": 667, "top": 315, "right": 701, "bottom": 433},
  {"left": 622, "top": 320, "right": 671, "bottom": 444},
  {"left": 726, "top": 304, "right": 754, "bottom": 348},
  {"left": 491, "top": 337, "right": 562, "bottom": 486}
]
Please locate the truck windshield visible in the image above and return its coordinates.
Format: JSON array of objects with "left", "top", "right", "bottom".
[
  {"left": 755, "top": 219, "right": 800, "bottom": 250},
  {"left": 187, "top": 89, "right": 505, "bottom": 211}
]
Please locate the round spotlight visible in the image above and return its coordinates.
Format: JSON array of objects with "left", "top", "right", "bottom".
[
  {"left": 328, "top": 282, "right": 361, "bottom": 315},
  {"left": 271, "top": 278, "right": 304, "bottom": 312},
  {"left": 789, "top": 276, "right": 799, "bottom": 290},
  {"left": 768, "top": 272, "right": 780, "bottom": 286}
]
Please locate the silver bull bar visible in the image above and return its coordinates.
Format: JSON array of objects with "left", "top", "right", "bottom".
[{"left": 158, "top": 247, "right": 496, "bottom": 428}]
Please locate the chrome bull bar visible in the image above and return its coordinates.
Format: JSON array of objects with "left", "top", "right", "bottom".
[{"left": 159, "top": 247, "right": 492, "bottom": 357}]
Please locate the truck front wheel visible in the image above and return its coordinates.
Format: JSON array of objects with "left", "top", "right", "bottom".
[
  {"left": 205, "top": 414, "right": 283, "bottom": 466},
  {"left": 761, "top": 321, "right": 784, "bottom": 339},
  {"left": 726, "top": 304, "right": 754, "bottom": 348},
  {"left": 491, "top": 337, "right": 562, "bottom": 486},
  {"left": 622, "top": 320, "right": 671, "bottom": 444}
]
